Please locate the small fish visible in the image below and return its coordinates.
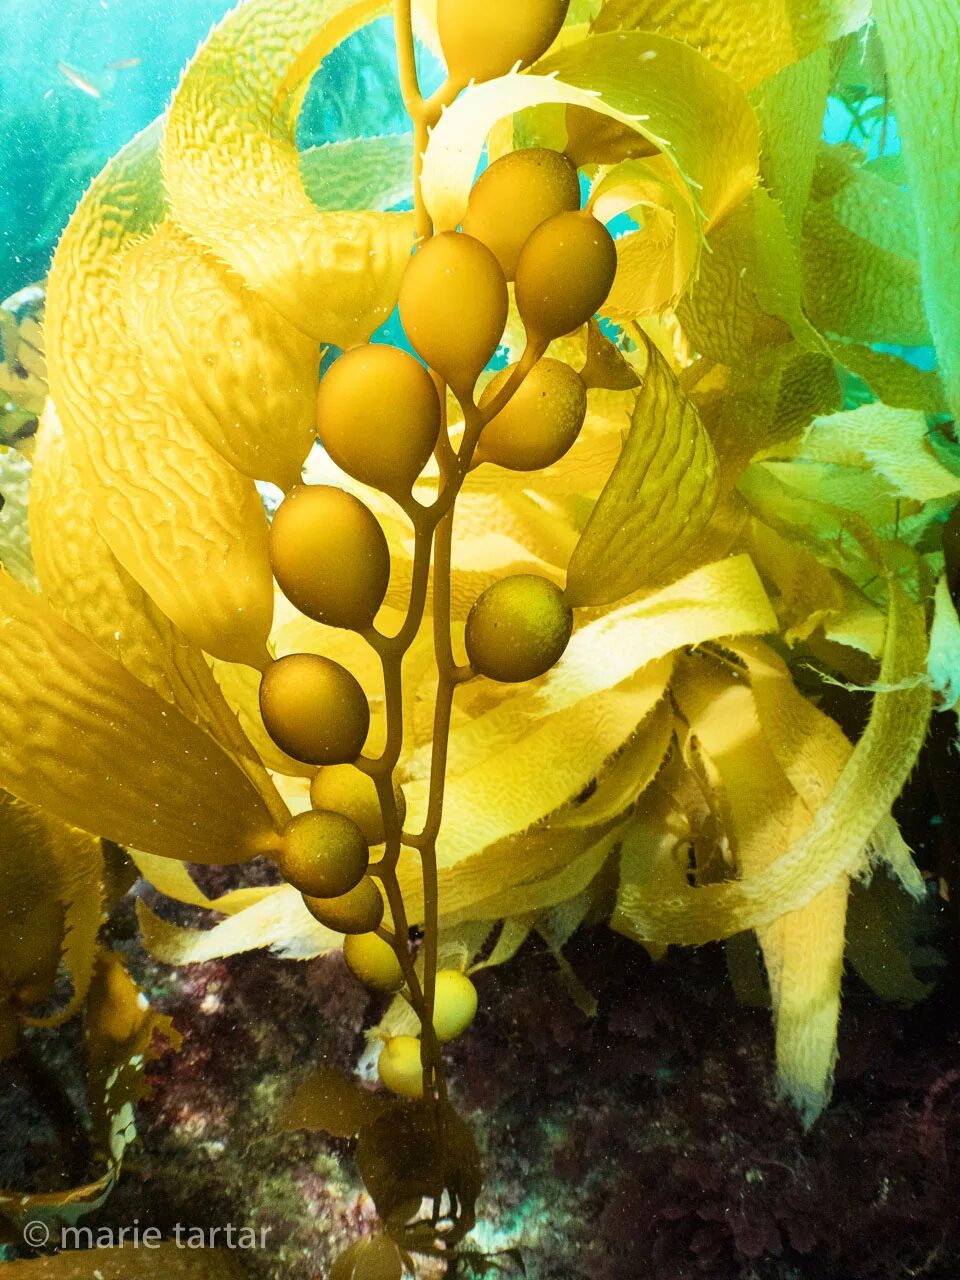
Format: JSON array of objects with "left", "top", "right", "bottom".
[
  {"left": 57, "top": 61, "right": 103, "bottom": 99},
  {"left": 108, "top": 57, "right": 141, "bottom": 71}
]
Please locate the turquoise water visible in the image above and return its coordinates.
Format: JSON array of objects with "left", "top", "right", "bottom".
[
  {"left": 0, "top": 1, "right": 932, "bottom": 377},
  {"left": 0, "top": 1, "right": 437, "bottom": 301}
]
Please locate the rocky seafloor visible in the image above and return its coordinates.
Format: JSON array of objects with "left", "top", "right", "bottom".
[{"left": 3, "top": 772, "right": 960, "bottom": 1280}]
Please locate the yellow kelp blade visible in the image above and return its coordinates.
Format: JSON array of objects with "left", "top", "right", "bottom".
[
  {"left": 873, "top": 0, "right": 960, "bottom": 423},
  {"left": 24, "top": 818, "right": 106, "bottom": 1030},
  {"left": 0, "top": 573, "right": 278, "bottom": 863},
  {"left": 593, "top": 0, "right": 870, "bottom": 91},
  {"left": 615, "top": 582, "right": 930, "bottom": 942},
  {"left": 162, "top": 0, "right": 413, "bottom": 346},
  {"left": 409, "top": 664, "right": 670, "bottom": 868},
  {"left": 413, "top": 556, "right": 775, "bottom": 785},
  {"left": 421, "top": 23, "right": 758, "bottom": 235},
  {"left": 29, "top": 407, "right": 289, "bottom": 827},
  {"left": 136, "top": 885, "right": 342, "bottom": 964},
  {"left": 131, "top": 850, "right": 274, "bottom": 916},
  {"left": 0, "top": 446, "right": 35, "bottom": 586},
  {"left": 44, "top": 124, "right": 274, "bottom": 666},
  {"left": 119, "top": 220, "right": 319, "bottom": 493},
  {"left": 566, "top": 339, "right": 720, "bottom": 605},
  {"left": 428, "top": 703, "right": 675, "bottom": 927},
  {"left": 537, "top": 32, "right": 759, "bottom": 229},
  {"left": 671, "top": 656, "right": 848, "bottom": 1124}
]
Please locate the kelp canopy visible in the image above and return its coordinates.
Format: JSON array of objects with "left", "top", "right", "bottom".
[{"left": 1, "top": 0, "right": 959, "bottom": 1271}]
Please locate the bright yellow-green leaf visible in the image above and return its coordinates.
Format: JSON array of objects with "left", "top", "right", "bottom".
[
  {"left": 800, "top": 404, "right": 960, "bottom": 503},
  {"left": 593, "top": 0, "right": 870, "bottom": 90},
  {"left": 0, "top": 573, "right": 278, "bottom": 863},
  {"left": 750, "top": 48, "right": 830, "bottom": 239},
  {"left": 162, "top": 0, "right": 413, "bottom": 347},
  {"left": 45, "top": 125, "right": 274, "bottom": 666},
  {"left": 538, "top": 33, "right": 758, "bottom": 229},
  {"left": 802, "top": 202, "right": 930, "bottom": 347},
  {"left": 300, "top": 135, "right": 414, "bottom": 211},
  {"left": 873, "top": 0, "right": 960, "bottom": 422},
  {"left": 566, "top": 339, "right": 720, "bottom": 605}
]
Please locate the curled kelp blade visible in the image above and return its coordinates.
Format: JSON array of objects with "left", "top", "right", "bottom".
[
  {"left": 591, "top": 157, "right": 700, "bottom": 317},
  {"left": 162, "top": 0, "right": 413, "bottom": 347},
  {"left": 614, "top": 581, "right": 930, "bottom": 943},
  {"left": 136, "top": 884, "right": 342, "bottom": 965},
  {"left": 671, "top": 653, "right": 849, "bottom": 1125},
  {"left": 44, "top": 124, "right": 274, "bottom": 666},
  {"left": 0, "top": 573, "right": 278, "bottom": 864},
  {"left": 421, "top": 31, "right": 757, "bottom": 240},
  {"left": 118, "top": 220, "right": 319, "bottom": 493}
]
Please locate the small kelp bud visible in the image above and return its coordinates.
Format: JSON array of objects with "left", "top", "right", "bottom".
[
  {"left": 303, "top": 875, "right": 385, "bottom": 935},
  {"left": 462, "top": 148, "right": 581, "bottom": 280},
  {"left": 269, "top": 485, "right": 389, "bottom": 630},
  {"left": 277, "top": 809, "right": 368, "bottom": 898},
  {"left": 260, "top": 654, "right": 369, "bottom": 765},
  {"left": 316, "top": 344, "right": 441, "bottom": 497},
  {"left": 398, "top": 232, "right": 508, "bottom": 398},
  {"left": 466, "top": 574, "right": 573, "bottom": 683},
  {"left": 438, "top": 0, "right": 570, "bottom": 85},
  {"left": 515, "top": 211, "right": 617, "bottom": 342},
  {"left": 343, "top": 932, "right": 405, "bottom": 992},
  {"left": 377, "top": 1035, "right": 424, "bottom": 1099},
  {"left": 330, "top": 1235, "right": 403, "bottom": 1280},
  {"left": 478, "top": 357, "right": 587, "bottom": 470},
  {"left": 432, "top": 970, "right": 478, "bottom": 1042},
  {"left": 310, "top": 765, "right": 406, "bottom": 846}
]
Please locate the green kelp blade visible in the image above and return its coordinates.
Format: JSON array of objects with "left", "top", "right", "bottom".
[{"left": 873, "top": 0, "right": 960, "bottom": 422}]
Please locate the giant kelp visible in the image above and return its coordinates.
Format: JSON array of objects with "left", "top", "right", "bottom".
[{"left": 0, "top": 0, "right": 959, "bottom": 1274}]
